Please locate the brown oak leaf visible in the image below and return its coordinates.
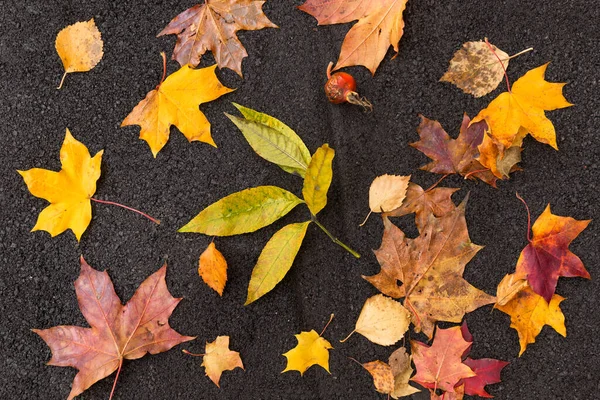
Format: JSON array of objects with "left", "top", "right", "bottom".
[
  {"left": 158, "top": 0, "right": 278, "bottom": 77},
  {"left": 33, "top": 257, "right": 194, "bottom": 400}
]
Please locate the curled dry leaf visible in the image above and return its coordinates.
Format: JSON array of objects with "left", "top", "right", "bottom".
[
  {"left": 55, "top": 18, "right": 103, "bottom": 89},
  {"left": 299, "top": 0, "right": 409, "bottom": 74},
  {"left": 199, "top": 242, "right": 228, "bottom": 296},
  {"left": 496, "top": 285, "right": 566, "bottom": 356},
  {"left": 440, "top": 40, "right": 509, "bottom": 98},
  {"left": 282, "top": 329, "right": 333, "bottom": 375},
  {"left": 121, "top": 62, "right": 234, "bottom": 157},
  {"left": 472, "top": 63, "right": 572, "bottom": 151},
  {"left": 18, "top": 129, "right": 103, "bottom": 241},
  {"left": 362, "top": 361, "right": 395, "bottom": 394},
  {"left": 389, "top": 348, "right": 420, "bottom": 398},
  {"left": 515, "top": 204, "right": 591, "bottom": 302},
  {"left": 342, "top": 294, "right": 410, "bottom": 346},
  {"left": 495, "top": 273, "right": 529, "bottom": 307},
  {"left": 158, "top": 0, "right": 277, "bottom": 76},
  {"left": 33, "top": 257, "right": 194, "bottom": 400},
  {"left": 185, "top": 336, "right": 244, "bottom": 388},
  {"left": 369, "top": 174, "right": 410, "bottom": 213}
]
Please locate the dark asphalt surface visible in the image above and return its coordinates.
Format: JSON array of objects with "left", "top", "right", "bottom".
[{"left": 1, "top": 1, "right": 599, "bottom": 399}]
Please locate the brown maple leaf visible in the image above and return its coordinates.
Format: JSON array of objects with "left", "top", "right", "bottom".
[
  {"left": 411, "top": 114, "right": 502, "bottom": 186},
  {"left": 366, "top": 196, "right": 495, "bottom": 338},
  {"left": 158, "top": 0, "right": 278, "bottom": 77},
  {"left": 385, "top": 182, "right": 459, "bottom": 232},
  {"left": 33, "top": 257, "right": 194, "bottom": 400},
  {"left": 299, "top": 0, "right": 409, "bottom": 74}
]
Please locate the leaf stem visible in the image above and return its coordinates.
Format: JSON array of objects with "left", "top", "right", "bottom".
[
  {"left": 158, "top": 51, "right": 167, "bottom": 87},
  {"left": 109, "top": 359, "right": 123, "bottom": 400},
  {"left": 320, "top": 314, "right": 335, "bottom": 336},
  {"left": 90, "top": 197, "right": 161, "bottom": 225},
  {"left": 515, "top": 192, "right": 532, "bottom": 242},
  {"left": 425, "top": 174, "right": 450, "bottom": 192},
  {"left": 463, "top": 168, "right": 490, "bottom": 180},
  {"left": 57, "top": 71, "right": 67, "bottom": 90},
  {"left": 507, "top": 47, "right": 534, "bottom": 60},
  {"left": 339, "top": 329, "right": 355, "bottom": 343},
  {"left": 485, "top": 38, "right": 511, "bottom": 93},
  {"left": 182, "top": 349, "right": 206, "bottom": 357},
  {"left": 312, "top": 217, "right": 360, "bottom": 258}
]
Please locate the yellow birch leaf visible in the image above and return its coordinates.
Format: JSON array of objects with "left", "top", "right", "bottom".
[
  {"left": 55, "top": 19, "right": 103, "bottom": 89},
  {"left": 343, "top": 294, "right": 411, "bottom": 346},
  {"left": 496, "top": 286, "right": 566, "bottom": 356},
  {"left": 121, "top": 63, "right": 234, "bottom": 157},
  {"left": 471, "top": 63, "right": 572, "bottom": 150},
  {"left": 303, "top": 144, "right": 335, "bottom": 215},
  {"left": 282, "top": 330, "right": 333, "bottom": 375},
  {"left": 245, "top": 221, "right": 310, "bottom": 305},
  {"left": 201, "top": 336, "right": 244, "bottom": 387},
  {"left": 199, "top": 242, "right": 228, "bottom": 296},
  {"left": 18, "top": 129, "right": 103, "bottom": 241},
  {"left": 179, "top": 186, "right": 303, "bottom": 236},
  {"left": 369, "top": 174, "right": 410, "bottom": 213}
]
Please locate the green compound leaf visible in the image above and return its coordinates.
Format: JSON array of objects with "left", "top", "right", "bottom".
[
  {"left": 226, "top": 103, "right": 312, "bottom": 178},
  {"left": 179, "top": 186, "right": 303, "bottom": 236},
  {"left": 245, "top": 221, "right": 311, "bottom": 305},
  {"left": 303, "top": 144, "right": 335, "bottom": 216}
]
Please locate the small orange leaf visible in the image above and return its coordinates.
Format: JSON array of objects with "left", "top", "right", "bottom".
[{"left": 199, "top": 242, "right": 228, "bottom": 296}]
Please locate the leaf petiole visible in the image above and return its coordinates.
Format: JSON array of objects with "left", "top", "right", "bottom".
[
  {"left": 311, "top": 216, "right": 360, "bottom": 258},
  {"left": 90, "top": 197, "right": 161, "bottom": 225}
]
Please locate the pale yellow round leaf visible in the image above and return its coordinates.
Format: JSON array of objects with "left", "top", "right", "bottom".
[
  {"left": 369, "top": 175, "right": 410, "bottom": 213},
  {"left": 355, "top": 294, "right": 411, "bottom": 346},
  {"left": 55, "top": 19, "right": 103, "bottom": 74}
]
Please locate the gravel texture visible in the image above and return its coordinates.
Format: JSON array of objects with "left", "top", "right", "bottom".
[{"left": 1, "top": 1, "right": 599, "bottom": 399}]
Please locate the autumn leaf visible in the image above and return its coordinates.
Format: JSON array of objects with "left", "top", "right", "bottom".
[
  {"left": 33, "top": 257, "right": 194, "bottom": 400},
  {"left": 184, "top": 336, "right": 244, "bottom": 387},
  {"left": 462, "top": 358, "right": 509, "bottom": 398},
  {"left": 515, "top": 203, "right": 591, "bottom": 302},
  {"left": 361, "top": 360, "right": 395, "bottom": 395},
  {"left": 18, "top": 129, "right": 103, "bottom": 241},
  {"left": 121, "top": 58, "right": 234, "bottom": 157},
  {"left": 366, "top": 197, "right": 495, "bottom": 338},
  {"left": 245, "top": 221, "right": 310, "bottom": 305},
  {"left": 471, "top": 63, "right": 572, "bottom": 151},
  {"left": 411, "top": 326, "right": 476, "bottom": 393},
  {"left": 369, "top": 174, "right": 410, "bottom": 213},
  {"left": 411, "top": 114, "right": 500, "bottom": 186},
  {"left": 385, "top": 182, "right": 458, "bottom": 232},
  {"left": 389, "top": 348, "right": 420, "bottom": 398},
  {"left": 226, "top": 103, "right": 312, "bottom": 178},
  {"left": 299, "top": 0, "right": 409, "bottom": 74},
  {"left": 341, "top": 294, "right": 410, "bottom": 346},
  {"left": 477, "top": 129, "right": 523, "bottom": 179},
  {"left": 303, "top": 144, "right": 335, "bottom": 216},
  {"left": 158, "top": 0, "right": 277, "bottom": 77},
  {"left": 199, "top": 242, "right": 228, "bottom": 296},
  {"left": 179, "top": 186, "right": 304, "bottom": 235},
  {"left": 496, "top": 286, "right": 566, "bottom": 355},
  {"left": 495, "top": 273, "right": 528, "bottom": 307},
  {"left": 282, "top": 317, "right": 334, "bottom": 375},
  {"left": 55, "top": 19, "right": 103, "bottom": 89}
]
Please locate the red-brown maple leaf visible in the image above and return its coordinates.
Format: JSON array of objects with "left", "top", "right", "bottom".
[
  {"left": 33, "top": 257, "right": 194, "bottom": 400},
  {"left": 158, "top": 0, "right": 277, "bottom": 77},
  {"left": 411, "top": 114, "right": 501, "bottom": 186},
  {"left": 515, "top": 203, "right": 591, "bottom": 302}
]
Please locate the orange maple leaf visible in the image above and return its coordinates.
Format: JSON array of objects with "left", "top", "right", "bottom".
[
  {"left": 299, "top": 0, "right": 409, "bottom": 74},
  {"left": 33, "top": 257, "right": 194, "bottom": 400}
]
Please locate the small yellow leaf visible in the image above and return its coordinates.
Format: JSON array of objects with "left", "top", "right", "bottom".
[
  {"left": 362, "top": 360, "right": 395, "bottom": 394},
  {"left": 282, "top": 330, "right": 333, "bottom": 375},
  {"left": 55, "top": 18, "right": 103, "bottom": 88},
  {"left": 121, "top": 64, "right": 234, "bottom": 157},
  {"left": 345, "top": 294, "right": 410, "bottom": 346},
  {"left": 389, "top": 348, "right": 420, "bottom": 398},
  {"left": 199, "top": 242, "right": 227, "bottom": 296},
  {"left": 496, "top": 286, "right": 566, "bottom": 356},
  {"left": 303, "top": 144, "right": 335, "bottom": 215},
  {"left": 18, "top": 129, "right": 103, "bottom": 241},
  {"left": 369, "top": 174, "right": 410, "bottom": 213},
  {"left": 201, "top": 336, "right": 244, "bottom": 387},
  {"left": 495, "top": 273, "right": 528, "bottom": 307}
]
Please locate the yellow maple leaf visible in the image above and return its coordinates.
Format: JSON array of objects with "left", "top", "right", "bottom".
[
  {"left": 496, "top": 286, "right": 566, "bottom": 355},
  {"left": 282, "top": 330, "right": 333, "bottom": 375},
  {"left": 201, "top": 336, "right": 244, "bottom": 387},
  {"left": 55, "top": 18, "right": 104, "bottom": 89},
  {"left": 121, "top": 61, "right": 234, "bottom": 157},
  {"left": 18, "top": 129, "right": 103, "bottom": 241},
  {"left": 471, "top": 63, "right": 572, "bottom": 150}
]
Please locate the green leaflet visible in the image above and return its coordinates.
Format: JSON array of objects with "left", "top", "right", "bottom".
[
  {"left": 302, "top": 144, "right": 335, "bottom": 216},
  {"left": 245, "top": 221, "right": 311, "bottom": 305},
  {"left": 179, "top": 186, "right": 303, "bottom": 236},
  {"left": 226, "top": 103, "right": 312, "bottom": 178}
]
